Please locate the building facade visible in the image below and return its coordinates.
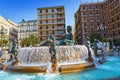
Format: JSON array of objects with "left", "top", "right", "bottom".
[
  {"left": 105, "top": 0, "right": 120, "bottom": 39},
  {"left": 0, "top": 15, "right": 17, "bottom": 50},
  {"left": 37, "top": 6, "right": 66, "bottom": 41},
  {"left": 75, "top": 2, "right": 103, "bottom": 44},
  {"left": 75, "top": 0, "right": 120, "bottom": 44},
  {"left": 18, "top": 20, "right": 38, "bottom": 44},
  {"left": 7, "top": 19, "right": 18, "bottom": 42}
]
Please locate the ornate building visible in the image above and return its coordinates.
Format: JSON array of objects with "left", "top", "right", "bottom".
[
  {"left": 105, "top": 0, "right": 120, "bottom": 39},
  {"left": 75, "top": 0, "right": 120, "bottom": 44},
  {"left": 0, "top": 15, "right": 17, "bottom": 50},
  {"left": 75, "top": 2, "right": 104, "bottom": 44},
  {"left": 18, "top": 20, "right": 38, "bottom": 44}
]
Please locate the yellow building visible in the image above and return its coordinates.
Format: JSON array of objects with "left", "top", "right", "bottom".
[
  {"left": 0, "top": 15, "right": 17, "bottom": 50},
  {"left": 0, "top": 15, "right": 10, "bottom": 38}
]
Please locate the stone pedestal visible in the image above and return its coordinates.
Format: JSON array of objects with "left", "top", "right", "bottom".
[{"left": 52, "top": 63, "right": 58, "bottom": 73}]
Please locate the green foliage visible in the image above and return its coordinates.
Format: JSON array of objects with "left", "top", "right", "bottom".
[
  {"left": 21, "top": 38, "right": 30, "bottom": 47},
  {"left": 20, "top": 34, "right": 40, "bottom": 47},
  {"left": 0, "top": 39, "right": 8, "bottom": 47},
  {"left": 116, "top": 38, "right": 120, "bottom": 43},
  {"left": 103, "top": 38, "right": 109, "bottom": 42},
  {"left": 90, "top": 32, "right": 102, "bottom": 43}
]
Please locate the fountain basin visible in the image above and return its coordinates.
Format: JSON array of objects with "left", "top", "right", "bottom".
[
  {"left": 8, "top": 65, "right": 47, "bottom": 73},
  {"left": 3, "top": 61, "right": 95, "bottom": 74},
  {"left": 2, "top": 45, "right": 105, "bottom": 73},
  {"left": 58, "top": 62, "right": 95, "bottom": 73}
]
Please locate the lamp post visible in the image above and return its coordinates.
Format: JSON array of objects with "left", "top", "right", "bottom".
[
  {"left": 97, "top": 23, "right": 107, "bottom": 38},
  {"left": 0, "top": 26, "right": 7, "bottom": 51}
]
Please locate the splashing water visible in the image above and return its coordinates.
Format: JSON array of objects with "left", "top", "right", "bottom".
[
  {"left": 89, "top": 48, "right": 100, "bottom": 67},
  {"left": 46, "top": 62, "right": 52, "bottom": 74},
  {"left": 18, "top": 45, "right": 89, "bottom": 66}
]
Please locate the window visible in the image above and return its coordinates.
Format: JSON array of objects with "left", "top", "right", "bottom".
[
  {"left": 82, "top": 6, "right": 85, "bottom": 10},
  {"left": 42, "top": 10, "right": 46, "bottom": 13},
  {"left": 40, "top": 10, "right": 42, "bottom": 13},
  {"left": 90, "top": 12, "right": 92, "bottom": 15},
  {"left": 40, "top": 32, "right": 42, "bottom": 35},
  {"left": 40, "top": 20, "right": 42, "bottom": 24},
  {"left": 118, "top": 23, "right": 119, "bottom": 28},
  {"left": 52, "top": 25, "right": 54, "bottom": 29},
  {"left": 40, "top": 26, "right": 42, "bottom": 29},
  {"left": 89, "top": 6, "right": 91, "bottom": 9},
  {"left": 57, "top": 8, "right": 62, "bottom": 12},
  {"left": 46, "top": 15, "right": 48, "bottom": 18},
  {"left": 84, "top": 23, "right": 86, "bottom": 26},
  {"left": 48, "top": 9, "right": 51, "bottom": 13},
  {"left": 57, "top": 30, "right": 64, "bottom": 34},
  {"left": 91, "top": 23, "right": 93, "bottom": 26},
  {"left": 117, "top": 16, "right": 119, "bottom": 20},
  {"left": 97, "top": 23, "right": 99, "bottom": 26},
  {"left": 46, "top": 31, "right": 48, "bottom": 35},
  {"left": 46, "top": 26, "right": 48, "bottom": 29},
  {"left": 40, "top": 38, "right": 42, "bottom": 41},
  {"left": 46, "top": 9, "right": 48, "bottom": 13},
  {"left": 57, "top": 14, "right": 62, "bottom": 17},
  {"left": 52, "top": 14, "right": 54, "bottom": 18},
  {"left": 40, "top": 16, "right": 42, "bottom": 19},
  {"left": 91, "top": 29, "right": 93, "bottom": 32},
  {"left": 119, "top": 31, "right": 120, "bottom": 35},
  {"left": 96, "top": 5, "right": 98, "bottom": 8},
  {"left": 52, "top": 20, "right": 54, "bottom": 23},
  {"left": 83, "top": 12, "right": 85, "bottom": 15},
  {"left": 52, "top": 31, "right": 54, "bottom": 34},
  {"left": 46, "top": 20, "right": 48, "bottom": 24},
  {"left": 52, "top": 9, "right": 54, "bottom": 12}
]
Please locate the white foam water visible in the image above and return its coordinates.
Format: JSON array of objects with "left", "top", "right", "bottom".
[{"left": 17, "top": 45, "right": 92, "bottom": 72}]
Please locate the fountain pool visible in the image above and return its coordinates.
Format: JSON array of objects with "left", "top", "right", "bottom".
[
  {"left": 0, "top": 56, "right": 120, "bottom": 80},
  {"left": 3, "top": 45, "right": 96, "bottom": 73}
]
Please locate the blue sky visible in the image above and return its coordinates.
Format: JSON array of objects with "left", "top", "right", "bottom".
[{"left": 0, "top": 0, "right": 104, "bottom": 26}]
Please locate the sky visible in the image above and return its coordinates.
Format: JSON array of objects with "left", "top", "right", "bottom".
[{"left": 0, "top": 0, "right": 104, "bottom": 26}]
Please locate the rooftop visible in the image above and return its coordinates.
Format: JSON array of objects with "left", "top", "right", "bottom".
[{"left": 37, "top": 6, "right": 64, "bottom": 10}]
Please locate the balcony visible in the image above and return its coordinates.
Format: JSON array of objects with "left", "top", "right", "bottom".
[
  {"left": 110, "top": 20, "right": 120, "bottom": 25},
  {"left": 109, "top": 3, "right": 120, "bottom": 12},
  {"left": 38, "top": 11, "right": 64, "bottom": 15},
  {"left": 110, "top": 12, "right": 120, "bottom": 18},
  {"left": 39, "top": 27, "right": 65, "bottom": 31}
]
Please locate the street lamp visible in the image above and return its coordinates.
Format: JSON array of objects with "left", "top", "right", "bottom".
[
  {"left": 0, "top": 26, "right": 7, "bottom": 51},
  {"left": 97, "top": 23, "right": 107, "bottom": 38}
]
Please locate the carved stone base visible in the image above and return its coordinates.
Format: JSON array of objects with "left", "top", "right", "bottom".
[
  {"left": 52, "top": 63, "right": 58, "bottom": 73},
  {"left": 86, "top": 57, "right": 93, "bottom": 62},
  {"left": 12, "top": 61, "right": 21, "bottom": 66}
]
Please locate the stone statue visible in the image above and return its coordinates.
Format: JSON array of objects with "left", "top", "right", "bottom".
[
  {"left": 57, "top": 25, "right": 74, "bottom": 45},
  {"left": 39, "top": 25, "right": 74, "bottom": 46},
  {"left": 94, "top": 39, "right": 99, "bottom": 57},
  {"left": 85, "top": 37, "right": 93, "bottom": 62},
  {"left": 49, "top": 35, "right": 58, "bottom": 64},
  {"left": 49, "top": 34, "right": 59, "bottom": 72},
  {"left": 8, "top": 40, "right": 18, "bottom": 62}
]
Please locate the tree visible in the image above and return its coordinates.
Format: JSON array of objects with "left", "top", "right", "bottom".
[
  {"left": 116, "top": 38, "right": 120, "bottom": 46},
  {"left": 20, "top": 34, "right": 40, "bottom": 47},
  {"left": 103, "top": 38, "right": 109, "bottom": 42},
  {"left": 90, "top": 32, "right": 102, "bottom": 43},
  {"left": 29, "top": 34, "right": 40, "bottom": 46},
  {"left": 21, "top": 38, "right": 30, "bottom": 47},
  {"left": 3, "top": 39, "right": 8, "bottom": 46}
]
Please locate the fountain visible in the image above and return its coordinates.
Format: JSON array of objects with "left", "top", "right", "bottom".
[{"left": 2, "top": 26, "right": 105, "bottom": 74}]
